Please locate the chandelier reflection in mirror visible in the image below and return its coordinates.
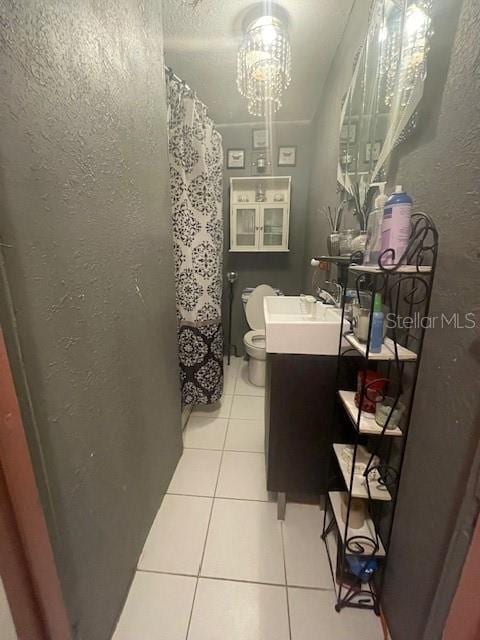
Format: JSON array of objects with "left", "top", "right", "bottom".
[
  {"left": 399, "top": 2, "right": 432, "bottom": 107},
  {"left": 337, "top": 0, "right": 434, "bottom": 193},
  {"left": 237, "top": 15, "right": 291, "bottom": 117},
  {"left": 379, "top": 1, "right": 432, "bottom": 110}
]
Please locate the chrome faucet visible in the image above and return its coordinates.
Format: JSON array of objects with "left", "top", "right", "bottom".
[{"left": 316, "top": 281, "right": 343, "bottom": 307}]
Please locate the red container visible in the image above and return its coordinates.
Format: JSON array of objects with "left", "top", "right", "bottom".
[{"left": 355, "top": 370, "right": 387, "bottom": 414}]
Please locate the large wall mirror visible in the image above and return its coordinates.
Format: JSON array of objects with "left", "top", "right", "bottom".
[{"left": 338, "top": 0, "right": 433, "bottom": 195}]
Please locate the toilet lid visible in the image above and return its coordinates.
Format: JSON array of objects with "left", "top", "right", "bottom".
[{"left": 245, "top": 284, "right": 276, "bottom": 330}]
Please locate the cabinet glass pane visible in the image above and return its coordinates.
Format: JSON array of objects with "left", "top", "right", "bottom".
[
  {"left": 263, "top": 207, "right": 284, "bottom": 246},
  {"left": 236, "top": 208, "right": 256, "bottom": 246}
]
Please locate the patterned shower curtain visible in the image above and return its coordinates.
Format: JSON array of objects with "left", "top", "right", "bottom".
[{"left": 166, "top": 70, "right": 224, "bottom": 405}]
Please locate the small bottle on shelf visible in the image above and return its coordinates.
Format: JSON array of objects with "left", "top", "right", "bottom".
[
  {"left": 255, "top": 183, "right": 265, "bottom": 202},
  {"left": 369, "top": 293, "right": 384, "bottom": 353},
  {"left": 364, "top": 182, "right": 388, "bottom": 265}
]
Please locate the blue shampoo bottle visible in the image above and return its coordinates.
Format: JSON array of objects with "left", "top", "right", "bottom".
[{"left": 370, "top": 293, "right": 384, "bottom": 354}]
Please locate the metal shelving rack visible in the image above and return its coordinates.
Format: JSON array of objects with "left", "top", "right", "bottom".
[{"left": 321, "top": 212, "right": 439, "bottom": 615}]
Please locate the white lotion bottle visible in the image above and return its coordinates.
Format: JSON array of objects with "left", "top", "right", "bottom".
[
  {"left": 364, "top": 182, "right": 388, "bottom": 265},
  {"left": 380, "top": 185, "right": 412, "bottom": 266}
]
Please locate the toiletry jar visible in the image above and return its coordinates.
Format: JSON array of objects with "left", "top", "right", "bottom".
[
  {"left": 375, "top": 397, "right": 405, "bottom": 430},
  {"left": 355, "top": 370, "right": 387, "bottom": 413}
]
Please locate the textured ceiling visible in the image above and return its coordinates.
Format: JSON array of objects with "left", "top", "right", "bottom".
[{"left": 163, "top": 0, "right": 355, "bottom": 124}]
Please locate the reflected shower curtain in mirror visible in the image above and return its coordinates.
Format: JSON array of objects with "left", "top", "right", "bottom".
[{"left": 166, "top": 70, "right": 224, "bottom": 405}]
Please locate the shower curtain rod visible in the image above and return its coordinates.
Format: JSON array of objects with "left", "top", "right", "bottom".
[
  {"left": 164, "top": 64, "right": 216, "bottom": 126},
  {"left": 164, "top": 65, "right": 195, "bottom": 94}
]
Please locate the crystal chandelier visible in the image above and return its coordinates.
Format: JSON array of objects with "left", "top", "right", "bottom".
[{"left": 237, "top": 15, "right": 291, "bottom": 117}]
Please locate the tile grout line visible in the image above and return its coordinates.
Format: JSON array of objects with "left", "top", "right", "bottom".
[
  {"left": 233, "top": 393, "right": 266, "bottom": 397},
  {"left": 184, "top": 576, "right": 198, "bottom": 640},
  {"left": 184, "top": 410, "right": 230, "bottom": 640},
  {"left": 136, "top": 567, "right": 336, "bottom": 593},
  {"left": 189, "top": 414, "right": 264, "bottom": 422},
  {"left": 183, "top": 446, "right": 264, "bottom": 454},
  {"left": 166, "top": 491, "right": 275, "bottom": 504},
  {"left": 280, "top": 521, "right": 293, "bottom": 640}
]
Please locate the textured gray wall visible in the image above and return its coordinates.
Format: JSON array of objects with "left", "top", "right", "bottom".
[
  {"left": 382, "top": 0, "right": 480, "bottom": 638},
  {"left": 303, "top": 0, "right": 480, "bottom": 638},
  {"left": 220, "top": 122, "right": 313, "bottom": 353},
  {"left": 303, "top": 0, "right": 371, "bottom": 290},
  {"left": 0, "top": 3, "right": 182, "bottom": 640}
]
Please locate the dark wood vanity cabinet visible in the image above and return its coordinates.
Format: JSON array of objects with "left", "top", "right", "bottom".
[{"left": 265, "top": 353, "right": 353, "bottom": 495}]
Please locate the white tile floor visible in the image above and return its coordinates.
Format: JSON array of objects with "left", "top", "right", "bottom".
[{"left": 113, "top": 357, "right": 384, "bottom": 640}]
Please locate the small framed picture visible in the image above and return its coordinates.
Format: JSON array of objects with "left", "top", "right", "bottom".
[
  {"left": 365, "top": 141, "right": 382, "bottom": 163},
  {"left": 278, "top": 146, "right": 297, "bottom": 167},
  {"left": 252, "top": 128, "right": 269, "bottom": 149},
  {"left": 226, "top": 149, "right": 245, "bottom": 169},
  {"left": 340, "top": 122, "right": 357, "bottom": 144}
]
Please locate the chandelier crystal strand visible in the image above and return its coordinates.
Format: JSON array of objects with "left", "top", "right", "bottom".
[{"left": 237, "top": 16, "right": 291, "bottom": 117}]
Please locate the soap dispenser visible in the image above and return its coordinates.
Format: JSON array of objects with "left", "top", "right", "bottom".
[{"left": 364, "top": 182, "right": 387, "bottom": 266}]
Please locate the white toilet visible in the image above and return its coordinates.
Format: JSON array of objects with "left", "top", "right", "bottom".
[{"left": 242, "top": 284, "right": 276, "bottom": 387}]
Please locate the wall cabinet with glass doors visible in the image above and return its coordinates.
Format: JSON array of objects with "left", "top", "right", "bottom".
[{"left": 229, "top": 177, "right": 291, "bottom": 252}]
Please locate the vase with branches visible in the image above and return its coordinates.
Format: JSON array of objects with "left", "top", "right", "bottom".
[
  {"left": 350, "top": 182, "right": 376, "bottom": 232},
  {"left": 321, "top": 203, "right": 346, "bottom": 256},
  {"left": 348, "top": 182, "right": 377, "bottom": 254}
]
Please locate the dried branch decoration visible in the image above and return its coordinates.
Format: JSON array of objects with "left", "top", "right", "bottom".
[{"left": 320, "top": 203, "right": 345, "bottom": 232}]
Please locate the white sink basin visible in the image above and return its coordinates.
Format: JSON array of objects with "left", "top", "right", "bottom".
[{"left": 264, "top": 296, "right": 345, "bottom": 356}]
